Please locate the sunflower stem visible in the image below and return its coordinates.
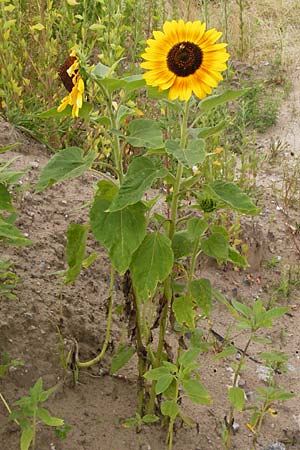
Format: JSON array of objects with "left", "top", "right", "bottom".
[{"left": 147, "top": 100, "right": 190, "bottom": 414}]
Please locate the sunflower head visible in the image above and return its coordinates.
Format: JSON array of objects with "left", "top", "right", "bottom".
[
  {"left": 141, "top": 19, "right": 230, "bottom": 102},
  {"left": 57, "top": 50, "right": 85, "bottom": 118},
  {"left": 58, "top": 55, "right": 77, "bottom": 92}
]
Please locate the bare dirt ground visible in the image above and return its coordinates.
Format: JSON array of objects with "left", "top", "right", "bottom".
[{"left": 1, "top": 77, "right": 300, "bottom": 450}]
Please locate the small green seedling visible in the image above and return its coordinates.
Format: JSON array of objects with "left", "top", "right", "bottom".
[{"left": 10, "top": 377, "right": 64, "bottom": 450}]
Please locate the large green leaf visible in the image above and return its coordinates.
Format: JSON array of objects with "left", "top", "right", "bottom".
[
  {"left": 186, "top": 217, "right": 208, "bottom": 240},
  {"left": 182, "top": 379, "right": 211, "bottom": 405},
  {"left": 90, "top": 181, "right": 146, "bottom": 274},
  {"left": 64, "top": 223, "right": 89, "bottom": 284},
  {"left": 200, "top": 89, "right": 248, "bottom": 111},
  {"left": 209, "top": 181, "right": 259, "bottom": 214},
  {"left": 201, "top": 232, "right": 229, "bottom": 263},
  {"left": 0, "top": 219, "right": 32, "bottom": 246},
  {"left": 172, "top": 231, "right": 193, "bottom": 259},
  {"left": 172, "top": 218, "right": 208, "bottom": 259},
  {"left": 36, "top": 147, "right": 97, "bottom": 192},
  {"left": 110, "top": 345, "right": 135, "bottom": 374},
  {"left": 165, "top": 139, "right": 206, "bottom": 168},
  {"left": 109, "top": 156, "right": 167, "bottom": 211},
  {"left": 124, "top": 119, "right": 164, "bottom": 149},
  {"left": 0, "top": 183, "right": 14, "bottom": 211},
  {"left": 189, "top": 121, "right": 226, "bottom": 139},
  {"left": 172, "top": 296, "right": 195, "bottom": 329},
  {"left": 191, "top": 278, "right": 212, "bottom": 316},
  {"left": 130, "top": 232, "right": 173, "bottom": 300}
]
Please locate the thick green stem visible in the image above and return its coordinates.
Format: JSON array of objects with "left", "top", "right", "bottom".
[
  {"left": 148, "top": 101, "right": 190, "bottom": 414},
  {"left": 77, "top": 265, "right": 114, "bottom": 368},
  {"left": 187, "top": 237, "right": 201, "bottom": 295}
]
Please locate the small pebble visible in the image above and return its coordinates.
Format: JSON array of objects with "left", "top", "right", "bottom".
[{"left": 263, "top": 443, "right": 285, "bottom": 450}]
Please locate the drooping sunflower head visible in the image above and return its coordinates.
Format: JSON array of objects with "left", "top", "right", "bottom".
[
  {"left": 57, "top": 50, "right": 85, "bottom": 118},
  {"left": 141, "top": 19, "right": 230, "bottom": 102}
]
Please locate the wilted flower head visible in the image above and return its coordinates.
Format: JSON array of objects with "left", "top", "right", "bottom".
[{"left": 57, "top": 50, "right": 84, "bottom": 118}]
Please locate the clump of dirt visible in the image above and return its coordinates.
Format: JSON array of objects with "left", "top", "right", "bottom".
[{"left": 0, "top": 108, "right": 300, "bottom": 450}]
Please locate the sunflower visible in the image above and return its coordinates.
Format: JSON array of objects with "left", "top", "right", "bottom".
[
  {"left": 57, "top": 51, "right": 85, "bottom": 118},
  {"left": 141, "top": 20, "right": 230, "bottom": 102}
]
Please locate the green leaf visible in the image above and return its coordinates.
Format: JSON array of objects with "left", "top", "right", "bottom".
[
  {"left": 110, "top": 345, "right": 135, "bottom": 374},
  {"left": 161, "top": 400, "right": 180, "bottom": 420},
  {"left": 90, "top": 181, "right": 147, "bottom": 274},
  {"left": 108, "top": 157, "right": 167, "bottom": 211},
  {"left": 20, "top": 425, "right": 34, "bottom": 450},
  {"left": 124, "top": 119, "right": 164, "bottom": 149},
  {"left": 142, "top": 414, "right": 159, "bottom": 424},
  {"left": 144, "top": 367, "right": 170, "bottom": 381},
  {"left": 263, "top": 306, "right": 288, "bottom": 322},
  {"left": 64, "top": 223, "right": 89, "bottom": 284},
  {"left": 37, "top": 408, "right": 64, "bottom": 426},
  {"left": 179, "top": 348, "right": 201, "bottom": 367},
  {"left": 0, "top": 218, "right": 32, "bottom": 246},
  {"left": 191, "top": 278, "right": 212, "bottom": 316},
  {"left": 155, "top": 374, "right": 174, "bottom": 395},
  {"left": 82, "top": 252, "right": 98, "bottom": 269},
  {"left": 30, "top": 377, "right": 43, "bottom": 403},
  {"left": 231, "top": 299, "right": 252, "bottom": 318},
  {"left": 200, "top": 89, "right": 248, "bottom": 112},
  {"left": 122, "top": 74, "right": 146, "bottom": 93},
  {"left": 0, "top": 143, "right": 20, "bottom": 153},
  {"left": 36, "top": 147, "right": 97, "bottom": 192},
  {"left": 172, "top": 296, "right": 195, "bottom": 329},
  {"left": 130, "top": 232, "right": 173, "bottom": 300},
  {"left": 182, "top": 379, "right": 211, "bottom": 405},
  {"left": 209, "top": 181, "right": 259, "bottom": 215},
  {"left": 228, "top": 247, "right": 249, "bottom": 268},
  {"left": 122, "top": 417, "right": 137, "bottom": 428},
  {"left": 165, "top": 139, "right": 206, "bottom": 168},
  {"left": 0, "top": 183, "right": 14, "bottom": 211},
  {"left": 172, "top": 231, "right": 193, "bottom": 259},
  {"left": 189, "top": 120, "right": 226, "bottom": 139},
  {"left": 186, "top": 218, "right": 208, "bottom": 240},
  {"left": 213, "top": 346, "right": 236, "bottom": 360},
  {"left": 228, "top": 387, "right": 245, "bottom": 411},
  {"left": 201, "top": 232, "right": 228, "bottom": 263}
]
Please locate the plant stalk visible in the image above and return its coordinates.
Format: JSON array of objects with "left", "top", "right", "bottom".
[
  {"left": 77, "top": 265, "right": 115, "bottom": 368},
  {"left": 148, "top": 100, "right": 190, "bottom": 414}
]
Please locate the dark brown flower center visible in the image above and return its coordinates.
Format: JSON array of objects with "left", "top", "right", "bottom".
[
  {"left": 58, "top": 56, "right": 77, "bottom": 92},
  {"left": 167, "top": 41, "right": 202, "bottom": 77}
]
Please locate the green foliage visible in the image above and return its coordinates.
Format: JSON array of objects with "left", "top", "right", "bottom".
[
  {"left": 0, "top": 260, "right": 20, "bottom": 300},
  {"left": 110, "top": 345, "right": 135, "bottom": 375},
  {"left": 36, "top": 147, "right": 97, "bottom": 192},
  {"left": 130, "top": 232, "right": 174, "bottom": 300},
  {"left": 10, "top": 378, "right": 64, "bottom": 450},
  {"left": 90, "top": 180, "right": 147, "bottom": 274}
]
